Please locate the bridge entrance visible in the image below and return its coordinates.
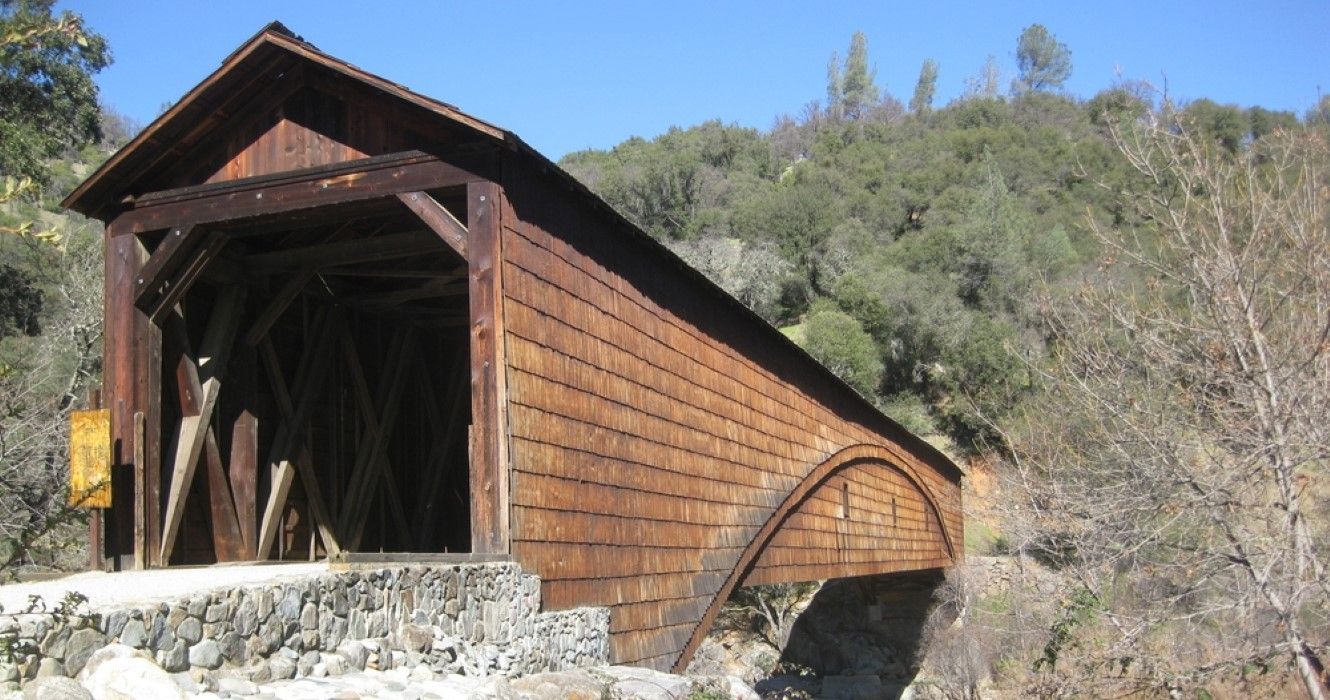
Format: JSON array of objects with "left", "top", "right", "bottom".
[{"left": 107, "top": 187, "right": 482, "bottom": 568}]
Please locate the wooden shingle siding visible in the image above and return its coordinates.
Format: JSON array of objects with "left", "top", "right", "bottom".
[
  {"left": 67, "top": 23, "right": 962, "bottom": 674},
  {"left": 745, "top": 463, "right": 952, "bottom": 585},
  {"left": 499, "top": 168, "right": 962, "bottom": 669}
]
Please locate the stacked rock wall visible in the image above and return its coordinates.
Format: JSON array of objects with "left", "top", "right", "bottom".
[{"left": 0, "top": 562, "right": 609, "bottom": 689}]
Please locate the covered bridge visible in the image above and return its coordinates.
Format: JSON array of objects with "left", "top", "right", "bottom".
[{"left": 63, "top": 23, "right": 963, "bottom": 672}]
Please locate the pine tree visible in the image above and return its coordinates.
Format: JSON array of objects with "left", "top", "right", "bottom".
[
  {"left": 1014, "top": 23, "right": 1071, "bottom": 93},
  {"left": 840, "top": 32, "right": 879, "bottom": 120},
  {"left": 910, "top": 59, "right": 939, "bottom": 115},
  {"left": 825, "top": 51, "right": 842, "bottom": 122}
]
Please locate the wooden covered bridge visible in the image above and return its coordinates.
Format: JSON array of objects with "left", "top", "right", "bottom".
[{"left": 63, "top": 23, "right": 963, "bottom": 672}]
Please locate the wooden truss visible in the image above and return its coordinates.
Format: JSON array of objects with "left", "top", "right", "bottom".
[{"left": 113, "top": 154, "right": 499, "bottom": 566}]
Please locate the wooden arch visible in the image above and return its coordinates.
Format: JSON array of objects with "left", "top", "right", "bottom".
[{"left": 671, "top": 443, "right": 958, "bottom": 673}]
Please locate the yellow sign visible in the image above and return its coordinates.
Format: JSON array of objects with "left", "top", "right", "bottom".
[{"left": 69, "top": 409, "right": 111, "bottom": 508}]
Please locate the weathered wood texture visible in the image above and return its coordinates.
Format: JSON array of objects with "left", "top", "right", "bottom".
[
  {"left": 498, "top": 165, "right": 963, "bottom": 670},
  {"left": 103, "top": 231, "right": 162, "bottom": 569},
  {"left": 70, "top": 22, "right": 962, "bottom": 676},
  {"left": 744, "top": 461, "right": 953, "bottom": 586}
]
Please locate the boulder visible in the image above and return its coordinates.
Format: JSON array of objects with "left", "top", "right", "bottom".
[
  {"left": 62, "top": 629, "right": 107, "bottom": 676},
  {"left": 510, "top": 669, "right": 606, "bottom": 700},
  {"left": 597, "top": 666, "right": 692, "bottom": 699},
  {"left": 79, "top": 655, "right": 184, "bottom": 700},
  {"left": 187, "top": 640, "right": 222, "bottom": 670},
  {"left": 21, "top": 677, "right": 91, "bottom": 700}
]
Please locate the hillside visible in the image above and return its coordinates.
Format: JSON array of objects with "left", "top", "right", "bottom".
[{"left": 557, "top": 31, "right": 1330, "bottom": 698}]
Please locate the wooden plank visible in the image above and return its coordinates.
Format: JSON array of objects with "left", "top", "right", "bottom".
[
  {"left": 396, "top": 191, "right": 468, "bottom": 259},
  {"left": 111, "top": 154, "right": 484, "bottom": 235},
  {"left": 255, "top": 311, "right": 339, "bottom": 559},
  {"left": 105, "top": 228, "right": 160, "bottom": 569},
  {"left": 319, "top": 266, "right": 463, "bottom": 279},
  {"left": 353, "top": 278, "right": 466, "bottom": 309},
  {"left": 333, "top": 325, "right": 413, "bottom": 550},
  {"left": 257, "top": 336, "right": 341, "bottom": 557},
  {"left": 227, "top": 344, "right": 259, "bottom": 556},
  {"left": 414, "top": 343, "right": 468, "bottom": 536},
  {"left": 467, "top": 181, "right": 508, "bottom": 555},
  {"left": 244, "top": 231, "right": 442, "bottom": 273},
  {"left": 159, "top": 288, "right": 247, "bottom": 563},
  {"left": 243, "top": 221, "right": 360, "bottom": 346},
  {"left": 134, "top": 225, "right": 204, "bottom": 305},
  {"left": 146, "top": 231, "right": 229, "bottom": 324},
  {"left": 132, "top": 411, "right": 147, "bottom": 569}
]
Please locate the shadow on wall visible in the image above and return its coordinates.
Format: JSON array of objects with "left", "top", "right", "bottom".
[{"left": 760, "top": 569, "right": 948, "bottom": 700}]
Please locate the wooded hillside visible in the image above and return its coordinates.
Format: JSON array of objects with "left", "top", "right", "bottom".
[{"left": 560, "top": 29, "right": 1330, "bottom": 698}]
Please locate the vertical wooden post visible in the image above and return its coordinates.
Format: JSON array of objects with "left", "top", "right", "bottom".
[
  {"left": 467, "top": 180, "right": 509, "bottom": 554},
  {"left": 86, "top": 388, "right": 104, "bottom": 571},
  {"left": 136, "top": 242, "right": 164, "bottom": 568},
  {"left": 229, "top": 344, "right": 259, "bottom": 557},
  {"left": 132, "top": 411, "right": 146, "bottom": 569},
  {"left": 105, "top": 224, "right": 161, "bottom": 569}
]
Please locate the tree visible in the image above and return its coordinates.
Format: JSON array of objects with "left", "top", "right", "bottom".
[
  {"left": 910, "top": 59, "right": 939, "bottom": 116},
  {"left": 964, "top": 55, "right": 1003, "bottom": 99},
  {"left": 1180, "top": 98, "right": 1248, "bottom": 153},
  {"left": 667, "top": 235, "right": 792, "bottom": 322},
  {"left": 838, "top": 32, "right": 879, "bottom": 121},
  {"left": 1245, "top": 106, "right": 1298, "bottom": 142},
  {"left": 1013, "top": 24, "right": 1071, "bottom": 93},
  {"left": 0, "top": 0, "right": 108, "bottom": 577},
  {"left": 0, "top": 220, "right": 103, "bottom": 576},
  {"left": 825, "top": 50, "right": 842, "bottom": 122},
  {"left": 0, "top": 0, "right": 110, "bottom": 184},
  {"left": 798, "top": 303, "right": 883, "bottom": 397},
  {"left": 725, "top": 582, "right": 821, "bottom": 653},
  {"left": 1013, "top": 112, "right": 1330, "bottom": 698}
]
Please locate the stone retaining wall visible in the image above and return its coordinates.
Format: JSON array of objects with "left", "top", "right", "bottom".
[{"left": 0, "top": 562, "right": 609, "bottom": 690}]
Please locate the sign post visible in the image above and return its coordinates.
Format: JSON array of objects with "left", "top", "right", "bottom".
[{"left": 69, "top": 403, "right": 111, "bottom": 570}]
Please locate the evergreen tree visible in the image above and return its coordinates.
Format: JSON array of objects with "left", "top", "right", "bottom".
[
  {"left": 910, "top": 59, "right": 939, "bottom": 115},
  {"left": 825, "top": 51, "right": 842, "bottom": 121},
  {"left": 1013, "top": 23, "right": 1071, "bottom": 92},
  {"left": 840, "top": 32, "right": 878, "bottom": 120}
]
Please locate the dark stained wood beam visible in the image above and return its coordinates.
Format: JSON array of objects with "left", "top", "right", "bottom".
[
  {"left": 396, "top": 191, "right": 467, "bottom": 259},
  {"left": 134, "top": 225, "right": 205, "bottom": 305},
  {"left": 415, "top": 343, "right": 468, "bottom": 538},
  {"left": 145, "top": 232, "right": 229, "bottom": 324},
  {"left": 353, "top": 278, "right": 466, "bottom": 309},
  {"left": 227, "top": 345, "right": 259, "bottom": 557},
  {"left": 166, "top": 319, "right": 247, "bottom": 563},
  {"left": 256, "top": 336, "right": 341, "bottom": 557},
  {"left": 159, "top": 288, "right": 246, "bottom": 563},
  {"left": 411, "top": 316, "right": 469, "bottom": 329},
  {"left": 109, "top": 152, "right": 485, "bottom": 236},
  {"left": 132, "top": 411, "right": 147, "bottom": 570},
  {"left": 244, "top": 231, "right": 442, "bottom": 273},
  {"left": 333, "top": 326, "right": 413, "bottom": 550},
  {"left": 243, "top": 222, "right": 359, "bottom": 346},
  {"left": 256, "top": 311, "right": 340, "bottom": 559},
  {"left": 467, "top": 180, "right": 509, "bottom": 555},
  {"left": 319, "top": 266, "right": 463, "bottom": 279}
]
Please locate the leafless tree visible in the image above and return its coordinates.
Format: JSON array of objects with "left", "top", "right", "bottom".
[
  {"left": 0, "top": 218, "right": 103, "bottom": 578},
  {"left": 1011, "top": 109, "right": 1329, "bottom": 697}
]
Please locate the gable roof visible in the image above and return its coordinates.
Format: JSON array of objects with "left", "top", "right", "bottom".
[
  {"left": 63, "top": 21, "right": 512, "bottom": 220},
  {"left": 66, "top": 22, "right": 964, "bottom": 482}
]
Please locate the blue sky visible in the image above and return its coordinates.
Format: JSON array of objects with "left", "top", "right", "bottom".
[{"left": 60, "top": 1, "right": 1330, "bottom": 160}]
